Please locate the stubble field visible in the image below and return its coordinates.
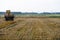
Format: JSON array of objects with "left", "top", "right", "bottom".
[{"left": 0, "top": 17, "right": 60, "bottom": 40}]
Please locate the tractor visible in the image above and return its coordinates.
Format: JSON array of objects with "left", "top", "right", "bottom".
[{"left": 4, "top": 10, "right": 14, "bottom": 21}]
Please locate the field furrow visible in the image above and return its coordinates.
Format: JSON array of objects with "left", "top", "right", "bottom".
[{"left": 0, "top": 18, "right": 60, "bottom": 40}]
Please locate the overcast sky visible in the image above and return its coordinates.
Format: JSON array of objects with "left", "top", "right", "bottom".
[{"left": 0, "top": 0, "right": 60, "bottom": 12}]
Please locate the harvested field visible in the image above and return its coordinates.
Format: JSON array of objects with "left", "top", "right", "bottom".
[{"left": 0, "top": 18, "right": 60, "bottom": 40}]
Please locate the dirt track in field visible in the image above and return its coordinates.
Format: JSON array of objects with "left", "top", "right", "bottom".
[{"left": 0, "top": 18, "right": 60, "bottom": 40}]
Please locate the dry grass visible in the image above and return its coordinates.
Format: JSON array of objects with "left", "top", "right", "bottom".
[
  {"left": 0, "top": 21, "right": 16, "bottom": 29},
  {"left": 0, "top": 18, "right": 60, "bottom": 40}
]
